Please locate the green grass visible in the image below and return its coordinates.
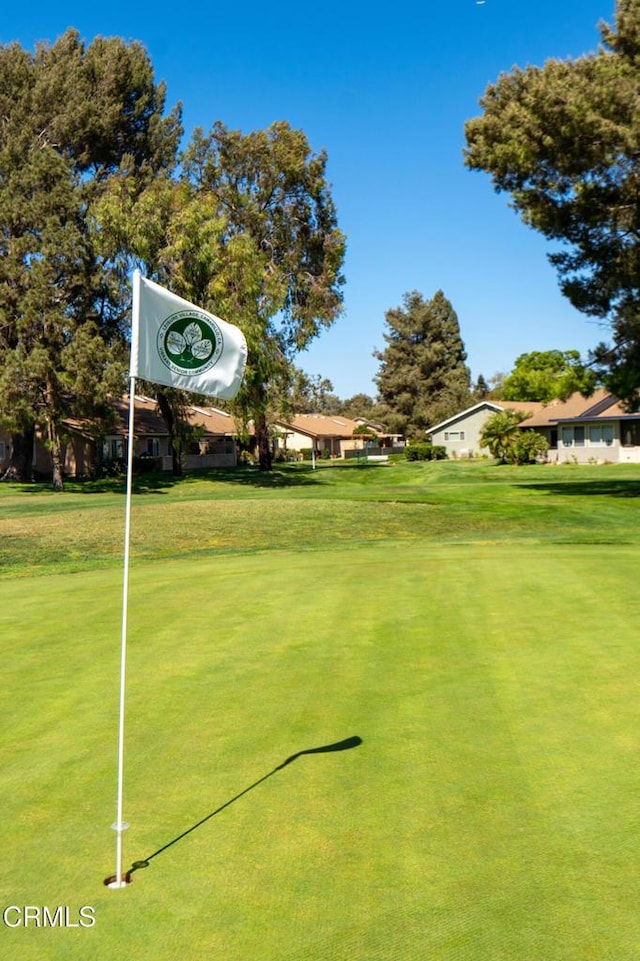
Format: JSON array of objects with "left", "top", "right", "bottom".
[
  {"left": 2, "top": 460, "right": 640, "bottom": 959},
  {"left": 2, "top": 460, "right": 640, "bottom": 576}
]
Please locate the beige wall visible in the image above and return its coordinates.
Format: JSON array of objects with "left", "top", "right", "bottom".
[
  {"left": 276, "top": 428, "right": 358, "bottom": 457},
  {"left": 554, "top": 421, "right": 637, "bottom": 463}
]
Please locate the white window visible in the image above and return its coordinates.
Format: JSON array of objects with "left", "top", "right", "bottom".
[
  {"left": 589, "top": 424, "right": 614, "bottom": 446},
  {"left": 562, "top": 427, "right": 573, "bottom": 447},
  {"left": 444, "top": 430, "right": 465, "bottom": 441},
  {"left": 103, "top": 438, "right": 124, "bottom": 460}
]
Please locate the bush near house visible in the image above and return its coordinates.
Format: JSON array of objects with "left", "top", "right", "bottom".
[
  {"left": 405, "top": 442, "right": 447, "bottom": 461},
  {"left": 480, "top": 409, "right": 550, "bottom": 465},
  {"left": 510, "top": 431, "right": 549, "bottom": 465}
]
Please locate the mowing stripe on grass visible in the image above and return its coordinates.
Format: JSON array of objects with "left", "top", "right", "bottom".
[{"left": 2, "top": 541, "right": 639, "bottom": 959}]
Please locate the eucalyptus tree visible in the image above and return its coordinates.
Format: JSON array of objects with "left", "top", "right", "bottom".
[
  {"left": 94, "top": 120, "right": 345, "bottom": 471},
  {"left": 464, "top": 0, "right": 640, "bottom": 404},
  {"left": 180, "top": 121, "right": 346, "bottom": 469}
]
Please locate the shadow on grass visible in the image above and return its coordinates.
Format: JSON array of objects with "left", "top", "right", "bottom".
[
  {"left": 518, "top": 479, "right": 640, "bottom": 498},
  {"left": 76, "top": 464, "right": 324, "bottom": 496},
  {"left": 116, "top": 735, "right": 363, "bottom": 883},
  {"left": 7, "top": 462, "right": 372, "bottom": 499},
  {"left": 199, "top": 465, "right": 323, "bottom": 489}
]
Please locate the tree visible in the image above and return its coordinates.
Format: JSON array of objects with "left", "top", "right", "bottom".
[
  {"left": 286, "top": 370, "right": 341, "bottom": 414},
  {"left": 487, "top": 372, "right": 506, "bottom": 400},
  {"left": 94, "top": 176, "right": 231, "bottom": 475},
  {"left": 96, "top": 119, "right": 346, "bottom": 472},
  {"left": 473, "top": 374, "right": 489, "bottom": 400},
  {"left": 179, "top": 121, "right": 346, "bottom": 469},
  {"left": 339, "top": 393, "right": 379, "bottom": 420},
  {"left": 464, "top": 0, "right": 640, "bottom": 405},
  {"left": 374, "top": 290, "right": 472, "bottom": 438},
  {"left": 352, "top": 423, "right": 378, "bottom": 445},
  {"left": 479, "top": 409, "right": 529, "bottom": 463},
  {"left": 0, "top": 30, "right": 182, "bottom": 487},
  {"left": 501, "top": 349, "right": 597, "bottom": 402},
  {"left": 0, "top": 144, "right": 122, "bottom": 488}
]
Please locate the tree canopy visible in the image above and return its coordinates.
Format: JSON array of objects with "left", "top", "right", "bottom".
[
  {"left": 464, "top": 0, "right": 640, "bottom": 406},
  {"left": 501, "top": 349, "right": 597, "bottom": 402},
  {"left": 96, "top": 120, "right": 346, "bottom": 470},
  {"left": 374, "top": 290, "right": 472, "bottom": 438},
  {"left": 0, "top": 30, "right": 182, "bottom": 487},
  {"left": 480, "top": 409, "right": 549, "bottom": 465},
  {"left": 1, "top": 30, "right": 345, "bottom": 482}
]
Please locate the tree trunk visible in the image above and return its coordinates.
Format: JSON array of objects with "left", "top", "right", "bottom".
[
  {"left": 170, "top": 444, "right": 183, "bottom": 476},
  {"left": 256, "top": 412, "right": 272, "bottom": 471},
  {"left": 47, "top": 419, "right": 65, "bottom": 491},
  {"left": 1, "top": 427, "right": 35, "bottom": 482},
  {"left": 156, "top": 391, "right": 183, "bottom": 476}
]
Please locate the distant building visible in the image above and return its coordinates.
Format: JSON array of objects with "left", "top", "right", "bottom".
[
  {"left": 427, "top": 390, "right": 640, "bottom": 463},
  {"left": 0, "top": 395, "right": 240, "bottom": 480},
  {"left": 273, "top": 413, "right": 404, "bottom": 460}
]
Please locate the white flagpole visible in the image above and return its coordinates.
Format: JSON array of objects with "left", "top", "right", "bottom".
[{"left": 109, "top": 272, "right": 140, "bottom": 889}]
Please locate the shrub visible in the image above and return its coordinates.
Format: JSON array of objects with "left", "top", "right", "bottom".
[
  {"left": 406, "top": 442, "right": 447, "bottom": 462},
  {"left": 509, "top": 432, "right": 549, "bottom": 465}
]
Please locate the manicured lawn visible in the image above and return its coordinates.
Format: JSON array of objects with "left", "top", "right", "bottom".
[
  {"left": 2, "top": 459, "right": 640, "bottom": 577},
  {"left": 1, "top": 461, "right": 639, "bottom": 959}
]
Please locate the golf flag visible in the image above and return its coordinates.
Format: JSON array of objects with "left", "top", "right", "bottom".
[{"left": 131, "top": 272, "right": 247, "bottom": 399}]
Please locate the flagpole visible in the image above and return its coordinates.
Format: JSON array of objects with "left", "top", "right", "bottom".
[
  {"left": 105, "top": 270, "right": 246, "bottom": 889},
  {"left": 108, "top": 274, "right": 140, "bottom": 889}
]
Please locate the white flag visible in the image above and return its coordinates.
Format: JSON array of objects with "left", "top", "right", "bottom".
[{"left": 130, "top": 272, "right": 247, "bottom": 400}]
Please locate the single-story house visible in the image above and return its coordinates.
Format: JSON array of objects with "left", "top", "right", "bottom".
[
  {"left": 101, "top": 395, "right": 239, "bottom": 471},
  {"left": 0, "top": 420, "right": 99, "bottom": 479},
  {"left": 427, "top": 389, "right": 640, "bottom": 464},
  {"left": 0, "top": 395, "right": 240, "bottom": 479},
  {"left": 427, "top": 400, "right": 543, "bottom": 459},
  {"left": 272, "top": 413, "right": 403, "bottom": 460},
  {"left": 521, "top": 390, "right": 640, "bottom": 464}
]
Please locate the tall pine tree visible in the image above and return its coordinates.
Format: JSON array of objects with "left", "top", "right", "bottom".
[
  {"left": 464, "top": 0, "right": 640, "bottom": 404},
  {"left": 0, "top": 30, "right": 181, "bottom": 487},
  {"left": 374, "top": 290, "right": 471, "bottom": 438}
]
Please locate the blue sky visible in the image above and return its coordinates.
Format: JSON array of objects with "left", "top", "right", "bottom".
[{"left": 3, "top": 0, "right": 615, "bottom": 398}]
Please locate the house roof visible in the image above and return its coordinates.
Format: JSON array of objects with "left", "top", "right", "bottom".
[
  {"left": 426, "top": 391, "right": 634, "bottom": 435},
  {"left": 427, "top": 402, "right": 502, "bottom": 434},
  {"left": 185, "top": 403, "right": 237, "bottom": 435},
  {"left": 109, "top": 395, "right": 238, "bottom": 437},
  {"left": 426, "top": 400, "right": 545, "bottom": 434},
  {"left": 277, "top": 413, "right": 380, "bottom": 439},
  {"left": 518, "top": 389, "right": 630, "bottom": 427},
  {"left": 553, "top": 392, "right": 640, "bottom": 423}
]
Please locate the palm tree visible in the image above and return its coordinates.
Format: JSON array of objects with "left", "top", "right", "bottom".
[{"left": 479, "top": 409, "right": 528, "bottom": 463}]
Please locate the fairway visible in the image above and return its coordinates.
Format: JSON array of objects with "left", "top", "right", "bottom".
[{"left": 2, "top": 462, "right": 640, "bottom": 959}]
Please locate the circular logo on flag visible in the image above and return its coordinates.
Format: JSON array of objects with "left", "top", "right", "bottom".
[{"left": 157, "top": 310, "right": 224, "bottom": 377}]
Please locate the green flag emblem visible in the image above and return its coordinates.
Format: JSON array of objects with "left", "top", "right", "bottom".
[{"left": 157, "top": 311, "right": 223, "bottom": 377}]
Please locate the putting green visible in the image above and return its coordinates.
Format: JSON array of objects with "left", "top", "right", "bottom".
[{"left": 2, "top": 540, "right": 639, "bottom": 959}]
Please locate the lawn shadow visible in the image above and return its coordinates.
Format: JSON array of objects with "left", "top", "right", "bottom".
[
  {"left": 197, "top": 465, "right": 324, "bottom": 490},
  {"left": 518, "top": 479, "right": 640, "bottom": 498},
  {"left": 111, "top": 735, "right": 363, "bottom": 884},
  {"left": 62, "top": 464, "right": 323, "bottom": 497}
]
